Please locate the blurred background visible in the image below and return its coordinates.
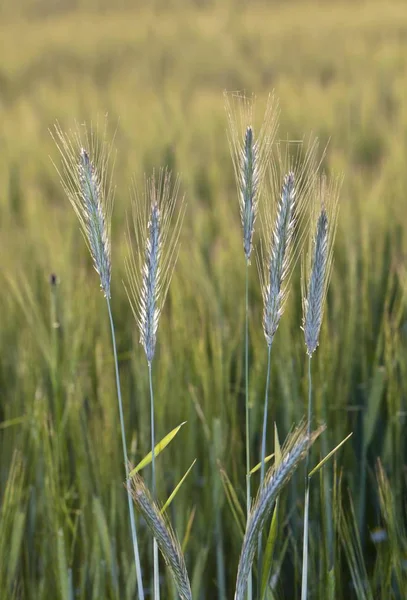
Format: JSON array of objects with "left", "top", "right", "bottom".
[{"left": 1, "top": 0, "right": 407, "bottom": 598}]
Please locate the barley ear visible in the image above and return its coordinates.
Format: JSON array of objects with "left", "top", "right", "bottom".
[
  {"left": 52, "top": 121, "right": 115, "bottom": 298},
  {"left": 302, "top": 173, "right": 341, "bottom": 356},
  {"left": 225, "top": 91, "right": 279, "bottom": 260},
  {"left": 127, "top": 473, "right": 192, "bottom": 600},
  {"left": 124, "top": 168, "right": 186, "bottom": 364},
  {"left": 234, "top": 423, "right": 325, "bottom": 600}
]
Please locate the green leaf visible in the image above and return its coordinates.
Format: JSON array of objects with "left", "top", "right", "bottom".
[
  {"left": 274, "top": 424, "right": 281, "bottom": 467},
  {"left": 56, "top": 529, "right": 69, "bottom": 600},
  {"left": 161, "top": 459, "right": 197, "bottom": 513},
  {"left": 260, "top": 497, "right": 279, "bottom": 599},
  {"left": 363, "top": 367, "right": 385, "bottom": 451},
  {"left": 93, "top": 496, "right": 118, "bottom": 592},
  {"left": 7, "top": 511, "right": 26, "bottom": 591},
  {"left": 258, "top": 424, "right": 282, "bottom": 598},
  {"left": 191, "top": 546, "right": 209, "bottom": 600},
  {"left": 308, "top": 432, "right": 352, "bottom": 479},
  {"left": 181, "top": 506, "right": 197, "bottom": 553},
  {"left": 219, "top": 465, "right": 245, "bottom": 537},
  {"left": 0, "top": 415, "right": 26, "bottom": 430},
  {"left": 327, "top": 567, "right": 335, "bottom": 600},
  {"left": 250, "top": 454, "right": 274, "bottom": 475},
  {"left": 129, "top": 421, "right": 187, "bottom": 477}
]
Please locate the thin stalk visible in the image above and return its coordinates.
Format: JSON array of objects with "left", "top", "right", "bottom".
[
  {"left": 245, "top": 259, "right": 252, "bottom": 600},
  {"left": 106, "top": 298, "right": 145, "bottom": 600},
  {"left": 301, "top": 355, "right": 312, "bottom": 600},
  {"left": 257, "top": 343, "right": 272, "bottom": 589},
  {"left": 212, "top": 420, "right": 227, "bottom": 600},
  {"left": 148, "top": 361, "right": 160, "bottom": 600},
  {"left": 321, "top": 390, "right": 334, "bottom": 568},
  {"left": 49, "top": 275, "right": 61, "bottom": 422}
]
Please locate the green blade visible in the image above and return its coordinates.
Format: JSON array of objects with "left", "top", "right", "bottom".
[
  {"left": 363, "top": 367, "right": 385, "bottom": 451},
  {"left": 181, "top": 507, "right": 197, "bottom": 553},
  {"left": 308, "top": 433, "right": 352, "bottom": 479},
  {"left": 129, "top": 421, "right": 187, "bottom": 476},
  {"left": 250, "top": 454, "right": 274, "bottom": 475},
  {"left": 219, "top": 465, "right": 246, "bottom": 537},
  {"left": 274, "top": 424, "right": 281, "bottom": 467},
  {"left": 161, "top": 459, "right": 197, "bottom": 513},
  {"left": 260, "top": 497, "right": 279, "bottom": 599}
]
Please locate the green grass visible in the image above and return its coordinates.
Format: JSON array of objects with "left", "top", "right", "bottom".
[{"left": 1, "top": 0, "right": 407, "bottom": 598}]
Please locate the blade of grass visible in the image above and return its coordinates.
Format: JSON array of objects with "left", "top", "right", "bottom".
[
  {"left": 308, "top": 433, "right": 353, "bottom": 478},
  {"left": 129, "top": 421, "right": 187, "bottom": 476},
  {"left": 219, "top": 464, "right": 246, "bottom": 537},
  {"left": 161, "top": 459, "right": 197, "bottom": 514}
]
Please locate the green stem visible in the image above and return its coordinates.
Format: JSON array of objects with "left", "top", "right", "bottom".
[
  {"left": 321, "top": 388, "right": 333, "bottom": 568},
  {"left": 106, "top": 298, "right": 145, "bottom": 600},
  {"left": 260, "top": 345, "right": 272, "bottom": 487},
  {"left": 148, "top": 361, "right": 160, "bottom": 600},
  {"left": 245, "top": 259, "right": 252, "bottom": 600},
  {"left": 50, "top": 276, "right": 62, "bottom": 427},
  {"left": 258, "top": 343, "right": 272, "bottom": 589},
  {"left": 301, "top": 355, "right": 312, "bottom": 600}
]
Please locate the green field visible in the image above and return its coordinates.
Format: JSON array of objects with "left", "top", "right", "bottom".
[{"left": 1, "top": 1, "right": 407, "bottom": 598}]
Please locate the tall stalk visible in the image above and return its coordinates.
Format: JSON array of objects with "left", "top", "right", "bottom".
[
  {"left": 125, "top": 169, "right": 185, "bottom": 600},
  {"left": 258, "top": 170, "right": 297, "bottom": 594},
  {"left": 148, "top": 361, "right": 160, "bottom": 600},
  {"left": 245, "top": 259, "right": 253, "bottom": 600},
  {"left": 107, "top": 298, "right": 145, "bottom": 600},
  {"left": 301, "top": 173, "right": 340, "bottom": 599},
  {"left": 257, "top": 343, "right": 272, "bottom": 586},
  {"left": 53, "top": 125, "right": 146, "bottom": 599},
  {"left": 260, "top": 346, "right": 272, "bottom": 487},
  {"left": 225, "top": 93, "right": 278, "bottom": 598},
  {"left": 301, "top": 355, "right": 312, "bottom": 600}
]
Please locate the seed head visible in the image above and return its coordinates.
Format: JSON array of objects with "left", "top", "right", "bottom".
[
  {"left": 234, "top": 423, "right": 324, "bottom": 600},
  {"left": 125, "top": 168, "right": 186, "bottom": 364},
  {"left": 259, "top": 138, "right": 321, "bottom": 346},
  {"left": 302, "top": 174, "right": 341, "bottom": 356},
  {"left": 127, "top": 473, "right": 192, "bottom": 600},
  {"left": 225, "top": 92, "right": 279, "bottom": 260},
  {"left": 52, "top": 121, "right": 115, "bottom": 298}
]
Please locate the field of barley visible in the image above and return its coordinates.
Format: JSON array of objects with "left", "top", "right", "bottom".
[{"left": 1, "top": 0, "right": 407, "bottom": 598}]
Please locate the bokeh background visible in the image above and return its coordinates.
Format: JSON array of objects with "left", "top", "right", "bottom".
[{"left": 1, "top": 0, "right": 407, "bottom": 598}]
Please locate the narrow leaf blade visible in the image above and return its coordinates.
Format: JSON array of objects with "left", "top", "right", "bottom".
[
  {"left": 308, "top": 433, "right": 352, "bottom": 479},
  {"left": 260, "top": 497, "right": 279, "bottom": 599},
  {"left": 250, "top": 454, "right": 274, "bottom": 475},
  {"left": 161, "top": 459, "right": 197, "bottom": 513},
  {"left": 129, "top": 421, "right": 187, "bottom": 476}
]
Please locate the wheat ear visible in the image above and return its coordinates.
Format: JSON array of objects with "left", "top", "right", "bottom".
[
  {"left": 128, "top": 473, "right": 192, "bottom": 600},
  {"left": 302, "top": 173, "right": 341, "bottom": 356},
  {"left": 125, "top": 168, "right": 186, "bottom": 364},
  {"left": 259, "top": 138, "right": 321, "bottom": 346},
  {"left": 234, "top": 423, "right": 325, "bottom": 600},
  {"left": 225, "top": 91, "right": 279, "bottom": 260},
  {"left": 52, "top": 122, "right": 114, "bottom": 298}
]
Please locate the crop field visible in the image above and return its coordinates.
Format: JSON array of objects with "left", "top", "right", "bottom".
[{"left": 1, "top": 0, "right": 407, "bottom": 598}]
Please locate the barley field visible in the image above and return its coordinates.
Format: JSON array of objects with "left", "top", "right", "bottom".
[{"left": 1, "top": 0, "right": 407, "bottom": 598}]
